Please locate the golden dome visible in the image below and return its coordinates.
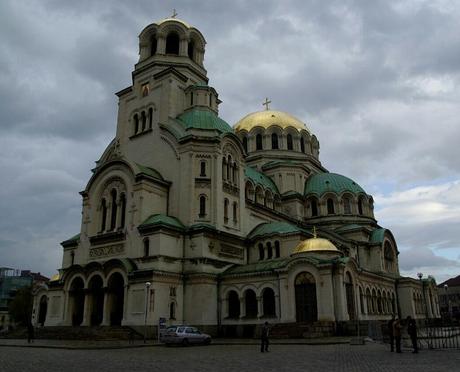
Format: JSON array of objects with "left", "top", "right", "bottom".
[
  {"left": 234, "top": 110, "right": 310, "bottom": 133},
  {"left": 293, "top": 237, "right": 339, "bottom": 254},
  {"left": 157, "top": 18, "right": 191, "bottom": 28},
  {"left": 50, "top": 273, "right": 61, "bottom": 282}
]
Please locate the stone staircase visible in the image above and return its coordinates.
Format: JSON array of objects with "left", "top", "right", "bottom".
[
  {"left": 2, "top": 326, "right": 143, "bottom": 341},
  {"left": 269, "top": 322, "right": 336, "bottom": 339}
]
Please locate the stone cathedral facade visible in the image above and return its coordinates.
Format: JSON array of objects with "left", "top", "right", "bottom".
[{"left": 33, "top": 17, "right": 439, "bottom": 336}]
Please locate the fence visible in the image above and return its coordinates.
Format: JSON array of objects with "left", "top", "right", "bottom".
[{"left": 419, "top": 320, "right": 460, "bottom": 350}]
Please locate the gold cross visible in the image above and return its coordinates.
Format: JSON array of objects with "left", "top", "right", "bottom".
[
  {"left": 172, "top": 9, "right": 178, "bottom": 18},
  {"left": 262, "top": 97, "right": 271, "bottom": 110}
]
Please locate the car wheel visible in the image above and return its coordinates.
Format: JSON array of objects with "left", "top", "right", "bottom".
[
  {"left": 204, "top": 338, "right": 211, "bottom": 345},
  {"left": 182, "top": 338, "right": 189, "bottom": 346}
]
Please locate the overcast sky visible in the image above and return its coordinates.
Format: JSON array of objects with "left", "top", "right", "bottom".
[{"left": 1, "top": 0, "right": 459, "bottom": 283}]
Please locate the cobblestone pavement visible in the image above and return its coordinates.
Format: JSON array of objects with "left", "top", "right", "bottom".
[{"left": 1, "top": 343, "right": 459, "bottom": 372}]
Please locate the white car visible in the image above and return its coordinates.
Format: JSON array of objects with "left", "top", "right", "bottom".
[{"left": 161, "top": 325, "right": 212, "bottom": 346}]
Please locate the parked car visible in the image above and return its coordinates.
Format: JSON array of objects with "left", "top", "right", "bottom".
[{"left": 161, "top": 325, "right": 211, "bottom": 346}]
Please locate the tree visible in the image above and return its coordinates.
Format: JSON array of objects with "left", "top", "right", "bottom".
[{"left": 8, "top": 286, "right": 33, "bottom": 326}]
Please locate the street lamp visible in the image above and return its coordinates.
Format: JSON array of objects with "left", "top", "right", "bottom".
[
  {"left": 417, "top": 272, "right": 428, "bottom": 319},
  {"left": 144, "top": 282, "right": 151, "bottom": 343}
]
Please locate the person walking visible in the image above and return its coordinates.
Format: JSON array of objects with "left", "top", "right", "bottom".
[
  {"left": 406, "top": 316, "right": 418, "bottom": 353},
  {"left": 393, "top": 317, "right": 402, "bottom": 353},
  {"left": 388, "top": 315, "right": 395, "bottom": 352},
  {"left": 260, "top": 321, "right": 270, "bottom": 353}
]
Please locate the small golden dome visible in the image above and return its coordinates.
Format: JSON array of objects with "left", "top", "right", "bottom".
[
  {"left": 157, "top": 18, "right": 191, "bottom": 28},
  {"left": 293, "top": 237, "right": 339, "bottom": 254},
  {"left": 50, "top": 273, "right": 61, "bottom": 282},
  {"left": 234, "top": 110, "right": 310, "bottom": 133}
]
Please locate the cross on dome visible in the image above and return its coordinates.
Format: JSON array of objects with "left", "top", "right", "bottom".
[
  {"left": 262, "top": 97, "right": 271, "bottom": 110},
  {"left": 171, "top": 9, "right": 178, "bottom": 18}
]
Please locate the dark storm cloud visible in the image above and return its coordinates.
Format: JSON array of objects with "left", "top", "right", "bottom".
[{"left": 1, "top": 0, "right": 460, "bottom": 277}]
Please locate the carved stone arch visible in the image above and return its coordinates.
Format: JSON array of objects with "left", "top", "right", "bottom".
[
  {"left": 255, "top": 185, "right": 264, "bottom": 204},
  {"left": 340, "top": 192, "right": 354, "bottom": 215},
  {"left": 245, "top": 180, "right": 255, "bottom": 201},
  {"left": 188, "top": 29, "right": 206, "bottom": 50},
  {"left": 321, "top": 192, "right": 338, "bottom": 215},
  {"left": 158, "top": 22, "right": 188, "bottom": 39},
  {"left": 306, "top": 195, "right": 320, "bottom": 217},
  {"left": 357, "top": 193, "right": 367, "bottom": 216},
  {"left": 160, "top": 134, "right": 180, "bottom": 160},
  {"left": 222, "top": 286, "right": 241, "bottom": 299}
]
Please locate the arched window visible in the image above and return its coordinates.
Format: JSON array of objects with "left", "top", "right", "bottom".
[
  {"left": 311, "top": 199, "right": 318, "bottom": 217},
  {"left": 227, "top": 156, "right": 231, "bottom": 181},
  {"left": 258, "top": 243, "right": 264, "bottom": 260},
  {"left": 200, "top": 161, "right": 206, "bottom": 177},
  {"left": 100, "top": 198, "right": 107, "bottom": 232},
  {"left": 228, "top": 291, "right": 240, "bottom": 318},
  {"left": 232, "top": 202, "right": 237, "bottom": 222},
  {"left": 119, "top": 193, "right": 126, "bottom": 228},
  {"left": 245, "top": 290, "right": 257, "bottom": 318},
  {"left": 134, "top": 114, "right": 139, "bottom": 134},
  {"left": 199, "top": 196, "right": 206, "bottom": 217},
  {"left": 274, "top": 241, "right": 280, "bottom": 258},
  {"left": 384, "top": 242, "right": 394, "bottom": 272},
  {"left": 222, "top": 158, "right": 227, "bottom": 180},
  {"left": 110, "top": 189, "right": 117, "bottom": 230},
  {"left": 358, "top": 198, "right": 363, "bottom": 215},
  {"left": 271, "top": 133, "right": 279, "bottom": 149},
  {"left": 287, "top": 134, "right": 293, "bottom": 150},
  {"left": 359, "top": 287, "right": 365, "bottom": 314},
  {"left": 327, "top": 198, "right": 335, "bottom": 215},
  {"left": 141, "top": 111, "right": 146, "bottom": 131},
  {"left": 143, "top": 238, "right": 150, "bottom": 257},
  {"left": 242, "top": 136, "right": 248, "bottom": 153},
  {"left": 188, "top": 40, "right": 195, "bottom": 60},
  {"left": 148, "top": 107, "right": 153, "bottom": 129},
  {"left": 169, "top": 302, "right": 176, "bottom": 319},
  {"left": 343, "top": 197, "right": 352, "bottom": 214},
  {"left": 300, "top": 137, "right": 305, "bottom": 153},
  {"left": 256, "top": 134, "right": 263, "bottom": 150},
  {"left": 150, "top": 35, "right": 157, "bottom": 56},
  {"left": 263, "top": 288, "right": 276, "bottom": 317},
  {"left": 224, "top": 198, "right": 229, "bottom": 223},
  {"left": 165, "top": 32, "right": 179, "bottom": 55},
  {"left": 267, "top": 242, "right": 273, "bottom": 259}
]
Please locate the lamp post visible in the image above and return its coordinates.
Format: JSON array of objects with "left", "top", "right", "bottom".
[
  {"left": 417, "top": 272, "right": 428, "bottom": 320},
  {"left": 144, "top": 282, "right": 151, "bottom": 343}
]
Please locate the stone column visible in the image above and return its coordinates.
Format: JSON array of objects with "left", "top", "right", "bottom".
[
  {"left": 257, "top": 296, "right": 263, "bottom": 318},
  {"left": 101, "top": 288, "right": 110, "bottom": 326},
  {"left": 81, "top": 290, "right": 91, "bottom": 326},
  {"left": 239, "top": 296, "right": 245, "bottom": 318}
]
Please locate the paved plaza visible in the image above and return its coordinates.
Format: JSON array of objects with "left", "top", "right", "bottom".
[{"left": 1, "top": 341, "right": 459, "bottom": 372}]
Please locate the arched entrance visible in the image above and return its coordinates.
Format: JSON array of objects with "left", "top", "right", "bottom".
[
  {"left": 295, "top": 272, "right": 317, "bottom": 322},
  {"left": 107, "top": 273, "right": 125, "bottom": 326},
  {"left": 88, "top": 275, "right": 104, "bottom": 326},
  {"left": 345, "top": 272, "right": 355, "bottom": 320},
  {"left": 69, "top": 277, "right": 85, "bottom": 326},
  {"left": 38, "top": 295, "right": 48, "bottom": 325}
]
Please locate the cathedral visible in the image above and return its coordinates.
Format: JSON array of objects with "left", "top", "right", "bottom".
[{"left": 33, "top": 17, "right": 439, "bottom": 337}]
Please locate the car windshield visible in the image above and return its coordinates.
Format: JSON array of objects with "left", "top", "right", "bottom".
[
  {"left": 177, "top": 327, "right": 185, "bottom": 333},
  {"left": 166, "top": 326, "right": 177, "bottom": 332}
]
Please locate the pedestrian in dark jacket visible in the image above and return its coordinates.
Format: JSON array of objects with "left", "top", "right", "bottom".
[
  {"left": 393, "top": 318, "right": 402, "bottom": 353},
  {"left": 261, "top": 321, "right": 270, "bottom": 353},
  {"left": 406, "top": 316, "right": 418, "bottom": 353},
  {"left": 388, "top": 315, "right": 395, "bottom": 352}
]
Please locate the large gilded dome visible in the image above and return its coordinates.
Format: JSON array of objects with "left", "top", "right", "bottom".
[
  {"left": 234, "top": 110, "right": 310, "bottom": 133},
  {"left": 293, "top": 237, "right": 339, "bottom": 254}
]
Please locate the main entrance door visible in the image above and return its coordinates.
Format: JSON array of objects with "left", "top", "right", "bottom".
[
  {"left": 295, "top": 272, "right": 317, "bottom": 322},
  {"left": 107, "top": 273, "right": 125, "bottom": 326}
]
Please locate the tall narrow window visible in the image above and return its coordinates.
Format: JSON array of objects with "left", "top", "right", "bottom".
[
  {"left": 358, "top": 198, "right": 363, "bottom": 215},
  {"left": 275, "top": 241, "right": 280, "bottom": 258},
  {"left": 119, "top": 193, "right": 126, "bottom": 228},
  {"left": 110, "top": 189, "right": 117, "bottom": 230},
  {"left": 134, "top": 114, "right": 139, "bottom": 134},
  {"left": 256, "top": 134, "right": 263, "bottom": 150},
  {"left": 209, "top": 93, "right": 212, "bottom": 107},
  {"left": 287, "top": 134, "right": 293, "bottom": 150},
  {"left": 224, "top": 198, "right": 229, "bottom": 223},
  {"left": 188, "top": 40, "right": 195, "bottom": 60},
  {"left": 300, "top": 138, "right": 305, "bottom": 153},
  {"left": 148, "top": 107, "right": 153, "bottom": 129},
  {"left": 222, "top": 158, "right": 227, "bottom": 180},
  {"left": 190, "top": 92, "right": 194, "bottom": 106},
  {"left": 165, "top": 32, "right": 179, "bottom": 54},
  {"left": 141, "top": 111, "right": 146, "bottom": 131},
  {"left": 258, "top": 243, "right": 264, "bottom": 260},
  {"left": 169, "top": 302, "right": 176, "bottom": 319},
  {"left": 227, "top": 156, "right": 231, "bottom": 181},
  {"left": 267, "top": 242, "right": 273, "bottom": 259},
  {"left": 143, "top": 238, "right": 150, "bottom": 257},
  {"left": 232, "top": 202, "right": 237, "bottom": 222},
  {"left": 311, "top": 199, "right": 318, "bottom": 217},
  {"left": 343, "top": 197, "right": 351, "bottom": 214},
  {"left": 327, "top": 198, "right": 335, "bottom": 215},
  {"left": 199, "top": 196, "right": 206, "bottom": 217},
  {"left": 271, "top": 133, "right": 279, "bottom": 149},
  {"left": 100, "top": 199, "right": 107, "bottom": 232},
  {"left": 200, "top": 161, "right": 206, "bottom": 177},
  {"left": 70, "top": 250, "right": 75, "bottom": 266},
  {"left": 242, "top": 136, "right": 248, "bottom": 153}
]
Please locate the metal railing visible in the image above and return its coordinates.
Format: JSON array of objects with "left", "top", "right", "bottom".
[{"left": 418, "top": 319, "right": 460, "bottom": 349}]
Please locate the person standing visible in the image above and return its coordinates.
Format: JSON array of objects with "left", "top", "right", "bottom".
[
  {"left": 260, "top": 321, "right": 270, "bottom": 353},
  {"left": 27, "top": 322, "right": 34, "bottom": 344},
  {"left": 407, "top": 316, "right": 418, "bottom": 353},
  {"left": 388, "top": 315, "right": 395, "bottom": 352},
  {"left": 393, "top": 317, "right": 402, "bottom": 353}
]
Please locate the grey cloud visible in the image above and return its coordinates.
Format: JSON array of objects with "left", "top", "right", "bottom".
[{"left": 399, "top": 246, "right": 460, "bottom": 271}]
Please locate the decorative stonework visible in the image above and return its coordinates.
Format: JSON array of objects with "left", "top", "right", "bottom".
[
  {"left": 219, "top": 244, "right": 244, "bottom": 259},
  {"left": 89, "top": 244, "right": 124, "bottom": 258}
]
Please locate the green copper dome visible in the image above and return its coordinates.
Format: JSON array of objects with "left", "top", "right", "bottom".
[
  {"left": 304, "top": 173, "right": 366, "bottom": 196},
  {"left": 177, "top": 108, "right": 233, "bottom": 134}
]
